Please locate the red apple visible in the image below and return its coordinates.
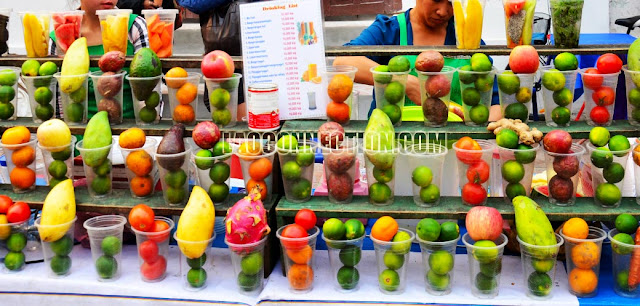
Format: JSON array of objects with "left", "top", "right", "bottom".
[
  {"left": 543, "top": 130, "right": 572, "bottom": 154},
  {"left": 192, "top": 121, "right": 220, "bottom": 149},
  {"left": 466, "top": 206, "right": 503, "bottom": 241},
  {"left": 509, "top": 45, "right": 540, "bottom": 74},
  {"left": 201, "top": 50, "right": 234, "bottom": 79}
]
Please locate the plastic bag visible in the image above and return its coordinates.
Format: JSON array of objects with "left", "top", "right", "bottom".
[{"left": 200, "top": 0, "right": 249, "bottom": 55}]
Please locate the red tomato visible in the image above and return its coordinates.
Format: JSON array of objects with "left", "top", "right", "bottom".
[
  {"left": 462, "top": 183, "right": 487, "bottom": 206},
  {"left": 139, "top": 239, "right": 160, "bottom": 263},
  {"left": 592, "top": 86, "right": 615, "bottom": 106},
  {"left": 141, "top": 255, "right": 167, "bottom": 280},
  {"left": 455, "top": 137, "right": 482, "bottom": 165},
  {"left": 6, "top": 201, "right": 30, "bottom": 223},
  {"left": 582, "top": 68, "right": 603, "bottom": 90},
  {"left": 149, "top": 220, "right": 170, "bottom": 243},
  {"left": 596, "top": 53, "right": 623, "bottom": 74},
  {"left": 466, "top": 160, "right": 490, "bottom": 184},
  {"left": 281, "top": 223, "right": 308, "bottom": 249},
  {"left": 129, "top": 204, "right": 155, "bottom": 232},
  {"left": 0, "top": 195, "right": 12, "bottom": 214},
  {"left": 590, "top": 106, "right": 610, "bottom": 125},
  {"left": 294, "top": 209, "right": 317, "bottom": 231}
]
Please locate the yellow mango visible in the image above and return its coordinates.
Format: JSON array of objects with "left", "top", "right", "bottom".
[
  {"left": 463, "top": 0, "right": 484, "bottom": 49},
  {"left": 39, "top": 179, "right": 76, "bottom": 242},
  {"left": 453, "top": 0, "right": 466, "bottom": 49},
  {"left": 0, "top": 215, "right": 9, "bottom": 240},
  {"left": 22, "top": 14, "right": 35, "bottom": 57},
  {"left": 176, "top": 186, "right": 215, "bottom": 259}
]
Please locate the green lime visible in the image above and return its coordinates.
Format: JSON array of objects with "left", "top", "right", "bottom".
[
  {"left": 237, "top": 272, "right": 260, "bottom": 291},
  {"left": 469, "top": 104, "right": 489, "bottom": 124},
  {"left": 473, "top": 240, "right": 499, "bottom": 264},
  {"left": 420, "top": 184, "right": 440, "bottom": 204},
  {"left": 95, "top": 255, "right": 118, "bottom": 279},
  {"left": 48, "top": 160, "right": 68, "bottom": 179},
  {"left": 516, "top": 87, "right": 532, "bottom": 103},
  {"left": 369, "top": 182, "right": 392, "bottom": 204},
  {"left": 589, "top": 127, "right": 610, "bottom": 147},
  {"left": 6, "top": 232, "right": 27, "bottom": 252},
  {"left": 0, "top": 101, "right": 14, "bottom": 119},
  {"left": 34, "top": 86, "right": 53, "bottom": 104},
  {"left": 0, "top": 85, "right": 15, "bottom": 103},
  {"left": 344, "top": 219, "right": 365, "bottom": 240},
  {"left": 4, "top": 251, "right": 25, "bottom": 271},
  {"left": 212, "top": 108, "right": 232, "bottom": 126},
  {"left": 291, "top": 179, "right": 311, "bottom": 199},
  {"left": 373, "top": 166, "right": 393, "bottom": 183},
  {"left": 101, "top": 236, "right": 121, "bottom": 256},
  {"left": 373, "top": 65, "right": 392, "bottom": 84},
  {"left": 209, "top": 88, "right": 230, "bottom": 109},
  {"left": 439, "top": 221, "right": 459, "bottom": 241},
  {"left": 416, "top": 218, "right": 441, "bottom": 242},
  {"left": 187, "top": 268, "right": 207, "bottom": 288},
  {"left": 339, "top": 245, "right": 362, "bottom": 266},
  {"left": 383, "top": 250, "right": 404, "bottom": 270},
  {"left": 93, "top": 160, "right": 111, "bottom": 176},
  {"left": 379, "top": 269, "right": 400, "bottom": 291},
  {"left": 187, "top": 253, "right": 206, "bottom": 268},
  {"left": 138, "top": 106, "right": 157, "bottom": 123},
  {"left": 474, "top": 73, "right": 494, "bottom": 92},
  {"left": 591, "top": 147, "right": 613, "bottom": 168},
  {"left": 462, "top": 87, "right": 481, "bottom": 106},
  {"left": 49, "top": 177, "right": 65, "bottom": 188},
  {"left": 459, "top": 65, "right": 477, "bottom": 84},
  {"left": 220, "top": 78, "right": 239, "bottom": 90},
  {"left": 33, "top": 76, "right": 52, "bottom": 88},
  {"left": 50, "top": 255, "right": 71, "bottom": 275},
  {"left": 240, "top": 252, "right": 263, "bottom": 275},
  {"left": 501, "top": 160, "right": 525, "bottom": 183},
  {"left": 91, "top": 175, "right": 111, "bottom": 195},
  {"left": 52, "top": 147, "right": 72, "bottom": 161},
  {"left": 505, "top": 182, "right": 527, "bottom": 199},
  {"left": 496, "top": 128, "right": 519, "bottom": 149},
  {"left": 35, "top": 104, "right": 54, "bottom": 121},
  {"left": 479, "top": 259, "right": 502, "bottom": 277},
  {"left": 165, "top": 169, "right": 187, "bottom": 188},
  {"left": 551, "top": 106, "right": 570, "bottom": 125},
  {"left": 295, "top": 146, "right": 315, "bottom": 167},
  {"left": 498, "top": 71, "right": 520, "bottom": 95},
  {"left": 532, "top": 259, "right": 554, "bottom": 273},
  {"left": 609, "top": 135, "right": 631, "bottom": 155},
  {"left": 429, "top": 250, "right": 454, "bottom": 275},
  {"left": 504, "top": 102, "right": 529, "bottom": 121},
  {"left": 282, "top": 160, "right": 302, "bottom": 180},
  {"left": 553, "top": 88, "right": 573, "bottom": 107},
  {"left": 595, "top": 183, "right": 621, "bottom": 207},
  {"left": 65, "top": 102, "right": 84, "bottom": 122},
  {"left": 388, "top": 56, "right": 410, "bottom": 72},
  {"left": 323, "top": 218, "right": 346, "bottom": 240},
  {"left": 475, "top": 272, "right": 498, "bottom": 291},
  {"left": 528, "top": 271, "right": 552, "bottom": 296},
  {"left": 632, "top": 108, "right": 640, "bottom": 122},
  {"left": 212, "top": 141, "right": 233, "bottom": 157},
  {"left": 391, "top": 231, "right": 412, "bottom": 254},
  {"left": 617, "top": 270, "right": 630, "bottom": 291},
  {"left": 603, "top": 162, "right": 625, "bottom": 183},
  {"left": 51, "top": 235, "right": 73, "bottom": 256},
  {"left": 208, "top": 183, "right": 229, "bottom": 203},
  {"left": 514, "top": 144, "right": 536, "bottom": 164},
  {"left": 554, "top": 52, "right": 578, "bottom": 71},
  {"left": 145, "top": 91, "right": 160, "bottom": 108},
  {"left": 427, "top": 269, "right": 450, "bottom": 291},
  {"left": 612, "top": 233, "right": 634, "bottom": 255},
  {"left": 384, "top": 81, "right": 405, "bottom": 104},
  {"left": 167, "top": 186, "right": 186, "bottom": 204},
  {"left": 68, "top": 86, "right": 86, "bottom": 103},
  {"left": 412, "top": 166, "right": 433, "bottom": 187},
  {"left": 39, "top": 61, "right": 58, "bottom": 76},
  {"left": 0, "top": 69, "right": 16, "bottom": 86},
  {"left": 381, "top": 104, "right": 402, "bottom": 125},
  {"left": 337, "top": 266, "right": 359, "bottom": 290},
  {"left": 629, "top": 88, "right": 640, "bottom": 108},
  {"left": 471, "top": 53, "right": 492, "bottom": 72},
  {"left": 194, "top": 150, "right": 214, "bottom": 170},
  {"left": 209, "top": 162, "right": 231, "bottom": 184},
  {"left": 21, "top": 60, "right": 40, "bottom": 77},
  {"left": 542, "top": 69, "right": 566, "bottom": 91},
  {"left": 277, "top": 135, "right": 298, "bottom": 150},
  {"left": 615, "top": 214, "right": 639, "bottom": 234}
]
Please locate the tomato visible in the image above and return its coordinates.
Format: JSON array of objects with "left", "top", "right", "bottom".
[
  {"left": 294, "top": 209, "right": 317, "bottom": 231},
  {"left": 149, "top": 220, "right": 170, "bottom": 243},
  {"left": 280, "top": 223, "right": 308, "bottom": 249},
  {"left": 139, "top": 239, "right": 160, "bottom": 263},
  {"left": 592, "top": 86, "right": 615, "bottom": 106},
  {"left": 0, "top": 195, "right": 12, "bottom": 214},
  {"left": 466, "top": 160, "right": 490, "bottom": 184},
  {"left": 141, "top": 255, "right": 167, "bottom": 280},
  {"left": 455, "top": 136, "right": 482, "bottom": 165},
  {"left": 590, "top": 106, "right": 610, "bottom": 125},
  {"left": 582, "top": 68, "right": 603, "bottom": 90},
  {"left": 6, "top": 201, "right": 30, "bottom": 223},
  {"left": 596, "top": 53, "right": 623, "bottom": 74},
  {"left": 129, "top": 204, "right": 155, "bottom": 232},
  {"left": 462, "top": 183, "right": 487, "bottom": 206}
]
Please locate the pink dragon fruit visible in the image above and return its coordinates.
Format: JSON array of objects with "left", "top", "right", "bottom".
[{"left": 225, "top": 186, "right": 271, "bottom": 245}]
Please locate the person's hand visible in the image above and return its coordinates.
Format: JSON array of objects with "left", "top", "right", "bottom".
[
  {"left": 143, "top": 0, "right": 161, "bottom": 9},
  {"left": 406, "top": 75, "right": 422, "bottom": 106}
]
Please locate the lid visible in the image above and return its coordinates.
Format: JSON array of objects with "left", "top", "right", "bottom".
[
  {"left": 141, "top": 9, "right": 179, "bottom": 16},
  {"left": 95, "top": 9, "right": 132, "bottom": 16},
  {"left": 53, "top": 10, "right": 85, "bottom": 16},
  {"left": 248, "top": 83, "right": 278, "bottom": 92}
]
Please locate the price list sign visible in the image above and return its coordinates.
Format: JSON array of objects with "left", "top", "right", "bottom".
[{"left": 240, "top": 0, "right": 327, "bottom": 120}]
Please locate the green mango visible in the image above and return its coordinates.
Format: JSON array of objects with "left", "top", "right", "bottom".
[
  {"left": 82, "top": 111, "right": 112, "bottom": 167},
  {"left": 628, "top": 38, "right": 640, "bottom": 87},
  {"left": 512, "top": 196, "right": 557, "bottom": 258},
  {"left": 366, "top": 152, "right": 395, "bottom": 170},
  {"left": 364, "top": 109, "right": 395, "bottom": 151}
]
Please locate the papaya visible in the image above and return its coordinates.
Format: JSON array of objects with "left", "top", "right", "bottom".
[
  {"left": 512, "top": 196, "right": 557, "bottom": 257},
  {"left": 176, "top": 186, "right": 215, "bottom": 259},
  {"left": 628, "top": 38, "right": 640, "bottom": 87},
  {"left": 81, "top": 111, "right": 112, "bottom": 167}
]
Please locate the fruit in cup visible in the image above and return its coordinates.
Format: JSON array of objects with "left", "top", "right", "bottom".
[
  {"left": 176, "top": 186, "right": 215, "bottom": 259},
  {"left": 371, "top": 216, "right": 399, "bottom": 242},
  {"left": 590, "top": 106, "right": 610, "bottom": 125},
  {"left": 327, "top": 74, "right": 353, "bottom": 103},
  {"left": 156, "top": 123, "right": 186, "bottom": 171},
  {"left": 326, "top": 101, "right": 350, "bottom": 124},
  {"left": 423, "top": 97, "right": 448, "bottom": 125},
  {"left": 100, "top": 13, "right": 129, "bottom": 53},
  {"left": 592, "top": 86, "right": 615, "bottom": 106},
  {"left": 582, "top": 68, "right": 603, "bottom": 90},
  {"left": 553, "top": 155, "right": 580, "bottom": 179},
  {"left": 224, "top": 187, "right": 270, "bottom": 245},
  {"left": 373, "top": 65, "right": 392, "bottom": 84},
  {"left": 467, "top": 160, "right": 490, "bottom": 184},
  {"left": 415, "top": 50, "right": 444, "bottom": 72},
  {"left": 39, "top": 179, "right": 76, "bottom": 243},
  {"left": 509, "top": 45, "right": 539, "bottom": 74},
  {"left": 118, "top": 127, "right": 146, "bottom": 149},
  {"left": 543, "top": 129, "right": 572, "bottom": 154},
  {"left": 201, "top": 50, "right": 234, "bottom": 79},
  {"left": 554, "top": 52, "right": 579, "bottom": 71},
  {"left": 461, "top": 183, "right": 487, "bottom": 206},
  {"left": 192, "top": 121, "right": 220, "bottom": 149},
  {"left": 318, "top": 121, "right": 345, "bottom": 148},
  {"left": 146, "top": 13, "right": 174, "bottom": 58},
  {"left": 96, "top": 72, "right": 122, "bottom": 98},
  {"left": 466, "top": 206, "right": 503, "bottom": 241},
  {"left": 548, "top": 176, "right": 574, "bottom": 202},
  {"left": 98, "top": 51, "right": 126, "bottom": 73},
  {"left": 596, "top": 53, "right": 623, "bottom": 74},
  {"left": 424, "top": 74, "right": 451, "bottom": 98},
  {"left": 327, "top": 173, "right": 353, "bottom": 201},
  {"left": 455, "top": 136, "right": 482, "bottom": 164},
  {"left": 22, "top": 13, "right": 50, "bottom": 57}
]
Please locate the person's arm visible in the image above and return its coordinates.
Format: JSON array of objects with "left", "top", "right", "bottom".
[{"left": 129, "top": 15, "right": 150, "bottom": 52}]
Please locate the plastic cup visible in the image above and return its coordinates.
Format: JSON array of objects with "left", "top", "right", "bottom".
[
  {"left": 418, "top": 66, "right": 456, "bottom": 127},
  {"left": 238, "top": 141, "right": 277, "bottom": 203},
  {"left": 120, "top": 137, "right": 157, "bottom": 199},
  {"left": 498, "top": 144, "right": 538, "bottom": 203},
  {"left": 225, "top": 235, "right": 269, "bottom": 295},
  {"left": 83, "top": 215, "right": 126, "bottom": 281},
  {"left": 579, "top": 69, "right": 619, "bottom": 126},
  {"left": 453, "top": 0, "right": 486, "bottom": 49},
  {"left": 517, "top": 233, "right": 564, "bottom": 299},
  {"left": 19, "top": 12, "right": 50, "bottom": 57},
  {"left": 543, "top": 143, "right": 585, "bottom": 206},
  {"left": 502, "top": 0, "right": 536, "bottom": 48},
  {"left": 127, "top": 75, "right": 162, "bottom": 125},
  {"left": 404, "top": 143, "right": 447, "bottom": 207},
  {"left": 52, "top": 11, "right": 84, "bottom": 55},
  {"left": 458, "top": 68, "right": 496, "bottom": 126},
  {"left": 462, "top": 233, "right": 508, "bottom": 299},
  {"left": 321, "top": 138, "right": 358, "bottom": 204},
  {"left": 417, "top": 233, "right": 460, "bottom": 295},
  {"left": 370, "top": 67, "right": 409, "bottom": 127},
  {"left": 96, "top": 9, "right": 131, "bottom": 53},
  {"left": 54, "top": 72, "right": 89, "bottom": 125},
  {"left": 38, "top": 135, "right": 76, "bottom": 189},
  {"left": 165, "top": 72, "right": 201, "bottom": 125},
  {"left": 633, "top": 144, "right": 640, "bottom": 205},
  {"left": 192, "top": 147, "right": 234, "bottom": 206},
  {"left": 76, "top": 139, "right": 113, "bottom": 198},
  {"left": 0, "top": 135, "right": 37, "bottom": 193},
  {"left": 131, "top": 216, "right": 174, "bottom": 282},
  {"left": 585, "top": 142, "right": 629, "bottom": 208},
  {"left": 156, "top": 145, "right": 192, "bottom": 206},
  {"left": 322, "top": 234, "right": 365, "bottom": 292},
  {"left": 540, "top": 67, "right": 578, "bottom": 127},
  {"left": 364, "top": 143, "right": 400, "bottom": 206},
  {"left": 90, "top": 70, "right": 126, "bottom": 125},
  {"left": 277, "top": 140, "right": 317, "bottom": 203},
  {"left": 623, "top": 66, "right": 640, "bottom": 126},
  {"left": 453, "top": 139, "right": 494, "bottom": 206},
  {"left": 174, "top": 232, "right": 216, "bottom": 291},
  {"left": 35, "top": 216, "right": 77, "bottom": 278},
  {"left": 21, "top": 74, "right": 58, "bottom": 123},
  {"left": 371, "top": 228, "right": 415, "bottom": 294},
  {"left": 0, "top": 67, "right": 19, "bottom": 121},
  {"left": 141, "top": 9, "right": 178, "bottom": 58},
  {"left": 560, "top": 227, "right": 606, "bottom": 298},
  {"left": 204, "top": 73, "right": 243, "bottom": 128},
  {"left": 0, "top": 219, "right": 29, "bottom": 273},
  {"left": 608, "top": 229, "right": 640, "bottom": 298},
  {"left": 322, "top": 66, "right": 358, "bottom": 126},
  {"left": 550, "top": 0, "right": 584, "bottom": 48},
  {"left": 276, "top": 225, "right": 320, "bottom": 293},
  {"left": 497, "top": 71, "right": 535, "bottom": 123}
]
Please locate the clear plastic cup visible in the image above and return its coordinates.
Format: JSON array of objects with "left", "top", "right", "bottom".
[
  {"left": 38, "top": 135, "right": 76, "bottom": 189},
  {"left": 225, "top": 235, "right": 269, "bottom": 295},
  {"left": 608, "top": 229, "right": 640, "bottom": 298},
  {"left": 502, "top": 0, "right": 536, "bottom": 48},
  {"left": 371, "top": 228, "right": 415, "bottom": 294},
  {"left": 560, "top": 226, "right": 606, "bottom": 298},
  {"left": 322, "top": 233, "right": 365, "bottom": 292},
  {"left": 453, "top": 0, "right": 486, "bottom": 49},
  {"left": 90, "top": 70, "right": 126, "bottom": 125},
  {"left": 76, "top": 139, "right": 113, "bottom": 198},
  {"left": 174, "top": 232, "right": 216, "bottom": 291},
  {"left": 404, "top": 143, "right": 447, "bottom": 207},
  {"left": 0, "top": 135, "right": 37, "bottom": 193},
  {"left": 517, "top": 233, "right": 564, "bottom": 299},
  {"left": 550, "top": 0, "right": 584, "bottom": 48},
  {"left": 497, "top": 71, "right": 535, "bottom": 122},
  {"left": 623, "top": 66, "right": 640, "bottom": 126},
  {"left": 579, "top": 69, "right": 620, "bottom": 126},
  {"left": 417, "top": 232, "right": 460, "bottom": 295},
  {"left": 418, "top": 66, "right": 456, "bottom": 127},
  {"left": 585, "top": 142, "right": 629, "bottom": 208},
  {"left": 370, "top": 67, "right": 409, "bottom": 127},
  {"left": 458, "top": 68, "right": 496, "bottom": 126},
  {"left": 453, "top": 139, "right": 494, "bottom": 206},
  {"left": 83, "top": 215, "right": 126, "bottom": 281},
  {"left": 277, "top": 140, "right": 317, "bottom": 203},
  {"left": 498, "top": 144, "right": 538, "bottom": 203},
  {"left": 156, "top": 144, "right": 192, "bottom": 206},
  {"left": 141, "top": 9, "right": 178, "bottom": 58},
  {"left": 96, "top": 9, "right": 131, "bottom": 53},
  {"left": 540, "top": 67, "right": 578, "bottom": 127},
  {"left": 634, "top": 143, "right": 640, "bottom": 205},
  {"left": 131, "top": 216, "right": 174, "bottom": 282},
  {"left": 322, "top": 66, "right": 358, "bottom": 126},
  {"left": 276, "top": 225, "right": 320, "bottom": 293},
  {"left": 165, "top": 72, "right": 201, "bottom": 125},
  {"left": 0, "top": 219, "right": 29, "bottom": 273},
  {"left": 204, "top": 73, "right": 243, "bottom": 128},
  {"left": 238, "top": 141, "right": 277, "bottom": 203},
  {"left": 52, "top": 11, "right": 84, "bottom": 55},
  {"left": 544, "top": 143, "right": 585, "bottom": 206},
  {"left": 462, "top": 233, "right": 508, "bottom": 299},
  {"left": 364, "top": 143, "right": 400, "bottom": 206},
  {"left": 192, "top": 147, "right": 234, "bottom": 206},
  {"left": 21, "top": 74, "right": 57, "bottom": 123},
  {"left": 19, "top": 12, "right": 50, "bottom": 57},
  {"left": 35, "top": 216, "right": 77, "bottom": 278},
  {"left": 120, "top": 137, "right": 158, "bottom": 199},
  {"left": 0, "top": 67, "right": 19, "bottom": 121},
  {"left": 127, "top": 75, "right": 162, "bottom": 125},
  {"left": 54, "top": 72, "right": 89, "bottom": 125},
  {"left": 321, "top": 138, "right": 358, "bottom": 204}
]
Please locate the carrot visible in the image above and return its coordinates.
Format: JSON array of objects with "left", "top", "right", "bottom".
[{"left": 628, "top": 227, "right": 640, "bottom": 289}]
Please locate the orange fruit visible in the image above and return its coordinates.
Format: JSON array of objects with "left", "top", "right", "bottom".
[
  {"left": 328, "top": 74, "right": 353, "bottom": 103},
  {"left": 286, "top": 245, "right": 313, "bottom": 264},
  {"left": 248, "top": 157, "right": 272, "bottom": 181},
  {"left": 326, "top": 101, "right": 350, "bottom": 124},
  {"left": 563, "top": 218, "right": 589, "bottom": 240},
  {"left": 126, "top": 150, "right": 154, "bottom": 177},
  {"left": 176, "top": 83, "right": 198, "bottom": 105},
  {"left": 11, "top": 146, "right": 35, "bottom": 167},
  {"left": 1, "top": 126, "right": 31, "bottom": 146},
  {"left": 246, "top": 179, "right": 267, "bottom": 199},
  {"left": 130, "top": 175, "right": 154, "bottom": 197},
  {"left": 10, "top": 167, "right": 35, "bottom": 190},
  {"left": 238, "top": 141, "right": 262, "bottom": 160},
  {"left": 172, "top": 104, "right": 195, "bottom": 123},
  {"left": 571, "top": 241, "right": 601, "bottom": 269},
  {"left": 568, "top": 268, "right": 598, "bottom": 295},
  {"left": 371, "top": 216, "right": 399, "bottom": 241},
  {"left": 288, "top": 264, "right": 313, "bottom": 290},
  {"left": 165, "top": 67, "right": 188, "bottom": 89},
  {"left": 119, "top": 128, "right": 146, "bottom": 149}
]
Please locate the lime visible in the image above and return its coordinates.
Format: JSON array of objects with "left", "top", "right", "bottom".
[
  {"left": 95, "top": 255, "right": 118, "bottom": 279},
  {"left": 237, "top": 272, "right": 260, "bottom": 291},
  {"left": 4, "top": 251, "right": 25, "bottom": 271},
  {"left": 514, "top": 144, "right": 536, "bottom": 164},
  {"left": 590, "top": 147, "right": 613, "bottom": 168},
  {"left": 379, "top": 269, "right": 400, "bottom": 291},
  {"left": 220, "top": 78, "right": 240, "bottom": 90},
  {"left": 384, "top": 81, "right": 405, "bottom": 104},
  {"left": 165, "top": 169, "right": 187, "bottom": 188},
  {"left": 50, "top": 255, "right": 71, "bottom": 275},
  {"left": 34, "top": 86, "right": 53, "bottom": 104},
  {"left": 166, "top": 186, "right": 186, "bottom": 204},
  {"left": 542, "top": 69, "right": 566, "bottom": 91},
  {"left": 505, "top": 182, "right": 527, "bottom": 199},
  {"left": 21, "top": 60, "right": 40, "bottom": 76},
  {"left": 420, "top": 184, "right": 440, "bottom": 204},
  {"left": 0, "top": 85, "right": 15, "bottom": 103},
  {"left": 612, "top": 233, "right": 634, "bottom": 255},
  {"left": 429, "top": 250, "right": 454, "bottom": 275},
  {"left": 373, "top": 65, "right": 392, "bottom": 84},
  {"left": 93, "top": 161, "right": 111, "bottom": 176},
  {"left": 381, "top": 104, "right": 402, "bottom": 125},
  {"left": 373, "top": 167, "right": 393, "bottom": 183},
  {"left": 291, "top": 179, "right": 311, "bottom": 199},
  {"left": 615, "top": 213, "right": 638, "bottom": 234},
  {"left": 475, "top": 272, "right": 498, "bottom": 291},
  {"left": 337, "top": 266, "right": 359, "bottom": 290},
  {"left": 369, "top": 182, "right": 392, "bottom": 204},
  {"left": 91, "top": 175, "right": 111, "bottom": 195},
  {"left": 187, "top": 268, "right": 207, "bottom": 288},
  {"left": 504, "top": 102, "right": 529, "bottom": 121},
  {"left": 145, "top": 91, "right": 161, "bottom": 108},
  {"left": 469, "top": 104, "right": 489, "bottom": 124},
  {"left": 39, "top": 61, "right": 58, "bottom": 76},
  {"left": 474, "top": 73, "right": 494, "bottom": 92},
  {"left": 388, "top": 56, "right": 410, "bottom": 72},
  {"left": 617, "top": 270, "right": 630, "bottom": 291},
  {"left": 497, "top": 71, "right": 520, "bottom": 95},
  {"left": 470, "top": 53, "right": 492, "bottom": 72},
  {"left": 527, "top": 271, "right": 552, "bottom": 296},
  {"left": 194, "top": 150, "right": 214, "bottom": 170},
  {"left": 295, "top": 146, "right": 315, "bottom": 167},
  {"left": 212, "top": 141, "right": 233, "bottom": 158},
  {"left": 277, "top": 135, "right": 298, "bottom": 150},
  {"left": 553, "top": 88, "right": 573, "bottom": 107},
  {"left": 240, "top": 252, "right": 263, "bottom": 275},
  {"left": 69, "top": 86, "right": 86, "bottom": 103},
  {"left": 609, "top": 135, "right": 631, "bottom": 155},
  {"left": 412, "top": 166, "right": 433, "bottom": 187},
  {"left": 532, "top": 259, "right": 554, "bottom": 273},
  {"left": 34, "top": 76, "right": 52, "bottom": 88},
  {"left": 554, "top": 52, "right": 578, "bottom": 71},
  {"left": 212, "top": 108, "right": 232, "bottom": 126},
  {"left": 48, "top": 160, "right": 68, "bottom": 179},
  {"left": 204, "top": 161, "right": 230, "bottom": 184},
  {"left": 209, "top": 88, "right": 230, "bottom": 109},
  {"left": 51, "top": 235, "right": 73, "bottom": 256},
  {"left": 0, "top": 101, "right": 14, "bottom": 119},
  {"left": 427, "top": 269, "right": 450, "bottom": 291},
  {"left": 472, "top": 240, "right": 498, "bottom": 264},
  {"left": 496, "top": 128, "right": 519, "bottom": 149},
  {"left": 629, "top": 88, "right": 640, "bottom": 108},
  {"left": 459, "top": 65, "right": 477, "bottom": 84},
  {"left": 462, "top": 87, "right": 481, "bottom": 106},
  {"left": 35, "top": 104, "right": 54, "bottom": 121},
  {"left": 391, "top": 231, "right": 412, "bottom": 254},
  {"left": 65, "top": 102, "right": 84, "bottom": 122},
  {"left": 551, "top": 106, "right": 571, "bottom": 125},
  {"left": 603, "top": 162, "right": 625, "bottom": 183},
  {"left": 282, "top": 160, "right": 302, "bottom": 180},
  {"left": 0, "top": 69, "right": 15, "bottom": 86},
  {"left": 49, "top": 177, "right": 65, "bottom": 188},
  {"left": 439, "top": 221, "right": 459, "bottom": 241},
  {"left": 187, "top": 253, "right": 206, "bottom": 268},
  {"left": 479, "top": 259, "right": 502, "bottom": 277},
  {"left": 52, "top": 147, "right": 72, "bottom": 161},
  {"left": 595, "top": 183, "right": 621, "bottom": 206},
  {"left": 516, "top": 87, "right": 532, "bottom": 103},
  {"left": 101, "top": 236, "right": 121, "bottom": 256},
  {"left": 323, "top": 218, "right": 346, "bottom": 240},
  {"left": 589, "top": 127, "right": 610, "bottom": 147},
  {"left": 501, "top": 160, "right": 525, "bottom": 183},
  {"left": 7, "top": 232, "right": 27, "bottom": 252},
  {"left": 208, "top": 183, "right": 229, "bottom": 203},
  {"left": 344, "top": 219, "right": 365, "bottom": 240},
  {"left": 416, "top": 218, "right": 441, "bottom": 242},
  {"left": 138, "top": 106, "right": 157, "bottom": 123},
  {"left": 383, "top": 250, "right": 404, "bottom": 270},
  {"left": 632, "top": 108, "right": 640, "bottom": 122},
  {"left": 339, "top": 245, "right": 362, "bottom": 266}
]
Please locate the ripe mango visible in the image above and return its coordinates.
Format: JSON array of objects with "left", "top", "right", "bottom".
[
  {"left": 176, "top": 186, "right": 215, "bottom": 259},
  {"left": 39, "top": 179, "right": 76, "bottom": 242}
]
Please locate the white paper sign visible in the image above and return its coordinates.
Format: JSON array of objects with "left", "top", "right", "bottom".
[{"left": 240, "top": 0, "right": 327, "bottom": 120}]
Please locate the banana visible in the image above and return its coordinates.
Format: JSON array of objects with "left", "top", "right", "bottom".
[
  {"left": 512, "top": 196, "right": 557, "bottom": 257},
  {"left": 39, "top": 179, "right": 76, "bottom": 242},
  {"left": 176, "top": 186, "right": 215, "bottom": 259}
]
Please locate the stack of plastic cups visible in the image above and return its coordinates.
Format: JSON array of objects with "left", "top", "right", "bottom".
[
  {"left": 321, "top": 137, "right": 358, "bottom": 204},
  {"left": 579, "top": 69, "right": 620, "bottom": 126},
  {"left": 204, "top": 74, "right": 243, "bottom": 127},
  {"left": 458, "top": 68, "right": 496, "bottom": 126},
  {"left": 21, "top": 73, "right": 57, "bottom": 123},
  {"left": 322, "top": 66, "right": 358, "bottom": 126},
  {"left": 51, "top": 11, "right": 84, "bottom": 55},
  {"left": 322, "top": 233, "right": 365, "bottom": 292},
  {"left": 497, "top": 144, "right": 538, "bottom": 202},
  {"left": 83, "top": 215, "right": 126, "bottom": 281},
  {"left": 127, "top": 75, "right": 162, "bottom": 125},
  {"left": 193, "top": 147, "right": 235, "bottom": 206},
  {"left": 277, "top": 140, "right": 317, "bottom": 203},
  {"left": 0, "top": 219, "right": 29, "bottom": 272},
  {"left": 165, "top": 73, "right": 201, "bottom": 125},
  {"left": 417, "top": 232, "right": 460, "bottom": 295},
  {"left": 549, "top": 0, "right": 584, "bottom": 48},
  {"left": 634, "top": 143, "right": 640, "bottom": 205},
  {"left": 225, "top": 235, "right": 269, "bottom": 295},
  {"left": 454, "top": 139, "right": 494, "bottom": 206},
  {"left": 1, "top": 135, "right": 37, "bottom": 193},
  {"left": 560, "top": 227, "right": 606, "bottom": 297},
  {"left": 405, "top": 143, "right": 447, "bottom": 207},
  {"left": 417, "top": 66, "right": 455, "bottom": 127},
  {"left": 502, "top": 0, "right": 536, "bottom": 48},
  {"left": 174, "top": 232, "right": 216, "bottom": 291},
  {"left": 0, "top": 67, "right": 19, "bottom": 121},
  {"left": 276, "top": 226, "right": 320, "bottom": 293},
  {"left": 544, "top": 143, "right": 584, "bottom": 206},
  {"left": 132, "top": 217, "right": 174, "bottom": 282},
  {"left": 54, "top": 72, "right": 89, "bottom": 125},
  {"left": 140, "top": 9, "right": 178, "bottom": 58},
  {"left": 19, "top": 12, "right": 50, "bottom": 58},
  {"left": 90, "top": 70, "right": 127, "bottom": 125},
  {"left": 623, "top": 66, "right": 640, "bottom": 126},
  {"left": 238, "top": 142, "right": 277, "bottom": 203},
  {"left": 462, "top": 233, "right": 508, "bottom": 298},
  {"left": 452, "top": 0, "right": 486, "bottom": 49},
  {"left": 516, "top": 233, "right": 564, "bottom": 299},
  {"left": 96, "top": 9, "right": 131, "bottom": 53},
  {"left": 370, "top": 67, "right": 409, "bottom": 127},
  {"left": 35, "top": 216, "right": 77, "bottom": 278},
  {"left": 120, "top": 138, "right": 157, "bottom": 198},
  {"left": 608, "top": 229, "right": 640, "bottom": 298},
  {"left": 76, "top": 139, "right": 113, "bottom": 198},
  {"left": 586, "top": 142, "right": 630, "bottom": 208},
  {"left": 364, "top": 141, "right": 400, "bottom": 206},
  {"left": 371, "top": 228, "right": 415, "bottom": 294},
  {"left": 540, "top": 66, "right": 578, "bottom": 127},
  {"left": 156, "top": 144, "right": 192, "bottom": 206},
  {"left": 38, "top": 135, "right": 76, "bottom": 188},
  {"left": 497, "top": 71, "right": 535, "bottom": 122}
]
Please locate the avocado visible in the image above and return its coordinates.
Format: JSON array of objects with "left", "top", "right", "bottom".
[
  {"left": 157, "top": 124, "right": 186, "bottom": 171},
  {"left": 129, "top": 48, "right": 162, "bottom": 77},
  {"left": 130, "top": 77, "right": 160, "bottom": 101},
  {"left": 82, "top": 111, "right": 112, "bottom": 167}
]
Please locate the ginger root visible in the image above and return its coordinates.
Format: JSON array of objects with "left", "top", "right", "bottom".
[{"left": 487, "top": 118, "right": 543, "bottom": 145}]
